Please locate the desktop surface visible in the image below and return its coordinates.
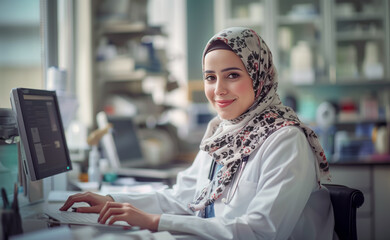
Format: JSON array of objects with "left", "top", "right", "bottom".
[{"left": 16, "top": 190, "right": 198, "bottom": 240}]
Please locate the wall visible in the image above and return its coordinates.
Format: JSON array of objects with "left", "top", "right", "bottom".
[
  {"left": 186, "top": 0, "right": 214, "bottom": 81},
  {"left": 0, "top": 0, "right": 42, "bottom": 206},
  {"left": 0, "top": 0, "right": 42, "bottom": 108}
]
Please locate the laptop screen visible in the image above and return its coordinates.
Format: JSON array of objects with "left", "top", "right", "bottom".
[{"left": 109, "top": 117, "right": 144, "bottom": 165}]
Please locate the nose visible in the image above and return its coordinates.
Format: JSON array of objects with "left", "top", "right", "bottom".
[{"left": 214, "top": 79, "right": 227, "bottom": 96}]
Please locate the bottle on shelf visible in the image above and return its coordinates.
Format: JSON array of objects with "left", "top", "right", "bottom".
[
  {"left": 86, "top": 124, "right": 112, "bottom": 183},
  {"left": 362, "top": 41, "right": 384, "bottom": 79}
]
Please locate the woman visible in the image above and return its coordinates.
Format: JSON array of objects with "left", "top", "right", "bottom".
[{"left": 60, "top": 27, "right": 336, "bottom": 239}]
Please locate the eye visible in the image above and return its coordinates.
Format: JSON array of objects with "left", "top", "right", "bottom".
[
  {"left": 227, "top": 72, "right": 240, "bottom": 79},
  {"left": 204, "top": 75, "right": 216, "bottom": 82}
]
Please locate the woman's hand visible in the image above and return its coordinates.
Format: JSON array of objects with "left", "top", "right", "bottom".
[
  {"left": 98, "top": 201, "right": 161, "bottom": 231},
  {"left": 59, "top": 191, "right": 114, "bottom": 213}
]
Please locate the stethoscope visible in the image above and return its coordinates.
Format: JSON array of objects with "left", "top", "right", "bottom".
[{"left": 208, "top": 156, "right": 249, "bottom": 205}]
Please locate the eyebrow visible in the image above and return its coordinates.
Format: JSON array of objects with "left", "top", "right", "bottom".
[{"left": 203, "top": 67, "right": 244, "bottom": 74}]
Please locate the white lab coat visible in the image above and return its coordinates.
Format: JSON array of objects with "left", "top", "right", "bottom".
[{"left": 111, "top": 126, "right": 336, "bottom": 239}]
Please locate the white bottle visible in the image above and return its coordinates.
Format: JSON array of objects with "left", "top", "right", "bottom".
[
  {"left": 375, "top": 126, "right": 389, "bottom": 154},
  {"left": 290, "top": 41, "right": 314, "bottom": 84},
  {"left": 363, "top": 41, "right": 384, "bottom": 79},
  {"left": 86, "top": 124, "right": 112, "bottom": 183},
  {"left": 88, "top": 145, "right": 101, "bottom": 183}
]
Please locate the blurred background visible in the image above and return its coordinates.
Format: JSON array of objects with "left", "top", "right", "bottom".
[{"left": 0, "top": 0, "right": 389, "bottom": 239}]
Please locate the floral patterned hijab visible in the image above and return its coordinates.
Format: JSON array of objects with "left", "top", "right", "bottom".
[{"left": 188, "top": 27, "right": 330, "bottom": 212}]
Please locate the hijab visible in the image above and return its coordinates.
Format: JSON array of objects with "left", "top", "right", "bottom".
[{"left": 188, "top": 27, "right": 330, "bottom": 212}]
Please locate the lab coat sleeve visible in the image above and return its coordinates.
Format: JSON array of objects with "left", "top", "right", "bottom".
[
  {"left": 109, "top": 151, "right": 206, "bottom": 215},
  {"left": 158, "top": 127, "right": 318, "bottom": 239}
]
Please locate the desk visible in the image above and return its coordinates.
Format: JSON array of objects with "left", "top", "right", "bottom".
[{"left": 14, "top": 192, "right": 198, "bottom": 240}]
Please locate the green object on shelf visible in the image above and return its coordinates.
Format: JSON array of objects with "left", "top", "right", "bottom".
[
  {"left": 297, "top": 95, "right": 317, "bottom": 123},
  {"left": 103, "top": 173, "right": 118, "bottom": 183}
]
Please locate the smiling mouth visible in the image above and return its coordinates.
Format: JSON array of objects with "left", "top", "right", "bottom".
[{"left": 215, "top": 99, "right": 235, "bottom": 108}]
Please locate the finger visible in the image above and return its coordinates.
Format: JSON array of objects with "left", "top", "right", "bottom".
[
  {"left": 107, "top": 214, "right": 128, "bottom": 226},
  {"left": 76, "top": 205, "right": 102, "bottom": 213},
  {"left": 98, "top": 208, "right": 126, "bottom": 224},
  {"left": 98, "top": 202, "right": 128, "bottom": 222},
  {"left": 61, "top": 191, "right": 102, "bottom": 211},
  {"left": 59, "top": 193, "right": 86, "bottom": 211}
]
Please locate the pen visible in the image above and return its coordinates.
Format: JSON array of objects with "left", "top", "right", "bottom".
[{"left": 208, "top": 159, "right": 216, "bottom": 180}]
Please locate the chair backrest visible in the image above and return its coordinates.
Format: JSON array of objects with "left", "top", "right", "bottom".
[{"left": 323, "top": 184, "right": 364, "bottom": 240}]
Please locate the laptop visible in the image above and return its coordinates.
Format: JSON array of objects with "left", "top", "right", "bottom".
[{"left": 96, "top": 112, "right": 188, "bottom": 180}]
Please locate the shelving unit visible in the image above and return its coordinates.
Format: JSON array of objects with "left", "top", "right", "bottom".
[
  {"left": 214, "top": 0, "right": 269, "bottom": 44},
  {"left": 214, "top": 0, "right": 390, "bottom": 238},
  {"left": 331, "top": 0, "right": 389, "bottom": 83},
  {"left": 91, "top": 0, "right": 171, "bottom": 123},
  {"left": 276, "top": 0, "right": 325, "bottom": 85},
  {"left": 88, "top": 0, "right": 189, "bottom": 167},
  {"left": 214, "top": 0, "right": 390, "bottom": 121},
  {"left": 215, "top": 0, "right": 390, "bottom": 84}
]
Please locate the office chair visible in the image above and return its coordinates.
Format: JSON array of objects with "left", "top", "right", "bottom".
[{"left": 324, "top": 184, "right": 364, "bottom": 240}]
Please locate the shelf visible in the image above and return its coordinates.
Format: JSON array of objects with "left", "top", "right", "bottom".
[
  {"left": 278, "top": 15, "right": 321, "bottom": 25},
  {"left": 99, "top": 70, "right": 147, "bottom": 82},
  {"left": 97, "top": 22, "right": 163, "bottom": 40},
  {"left": 226, "top": 18, "right": 263, "bottom": 28},
  {"left": 335, "top": 13, "right": 384, "bottom": 22},
  {"left": 332, "top": 78, "right": 389, "bottom": 85},
  {"left": 330, "top": 154, "right": 390, "bottom": 166},
  {"left": 335, "top": 118, "right": 388, "bottom": 125},
  {"left": 336, "top": 32, "right": 385, "bottom": 41},
  {"left": 100, "top": 22, "right": 146, "bottom": 34},
  {"left": 295, "top": 79, "right": 390, "bottom": 88}
]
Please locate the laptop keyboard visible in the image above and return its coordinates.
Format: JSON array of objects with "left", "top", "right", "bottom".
[
  {"left": 45, "top": 211, "right": 129, "bottom": 226},
  {"left": 46, "top": 211, "right": 99, "bottom": 224}
]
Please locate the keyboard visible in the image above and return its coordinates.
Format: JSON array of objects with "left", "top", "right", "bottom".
[{"left": 45, "top": 210, "right": 131, "bottom": 227}]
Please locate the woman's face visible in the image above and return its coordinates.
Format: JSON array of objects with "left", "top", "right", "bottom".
[{"left": 203, "top": 49, "right": 255, "bottom": 120}]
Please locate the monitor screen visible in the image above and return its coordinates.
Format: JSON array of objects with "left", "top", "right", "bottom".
[{"left": 10, "top": 88, "right": 72, "bottom": 181}]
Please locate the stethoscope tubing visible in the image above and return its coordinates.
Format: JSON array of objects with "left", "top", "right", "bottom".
[{"left": 208, "top": 157, "right": 249, "bottom": 205}]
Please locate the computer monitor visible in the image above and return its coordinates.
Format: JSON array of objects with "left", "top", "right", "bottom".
[{"left": 10, "top": 88, "right": 72, "bottom": 181}]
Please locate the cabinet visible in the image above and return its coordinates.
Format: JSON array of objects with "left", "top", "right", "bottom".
[
  {"left": 214, "top": 0, "right": 272, "bottom": 50},
  {"left": 214, "top": 0, "right": 390, "bottom": 122},
  {"left": 330, "top": 0, "right": 389, "bottom": 83},
  {"left": 215, "top": 0, "right": 266, "bottom": 34},
  {"left": 276, "top": 0, "right": 326, "bottom": 84},
  {"left": 214, "top": 0, "right": 390, "bottom": 86},
  {"left": 214, "top": 1, "right": 390, "bottom": 239},
  {"left": 330, "top": 164, "right": 390, "bottom": 240},
  {"left": 215, "top": 0, "right": 328, "bottom": 84}
]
